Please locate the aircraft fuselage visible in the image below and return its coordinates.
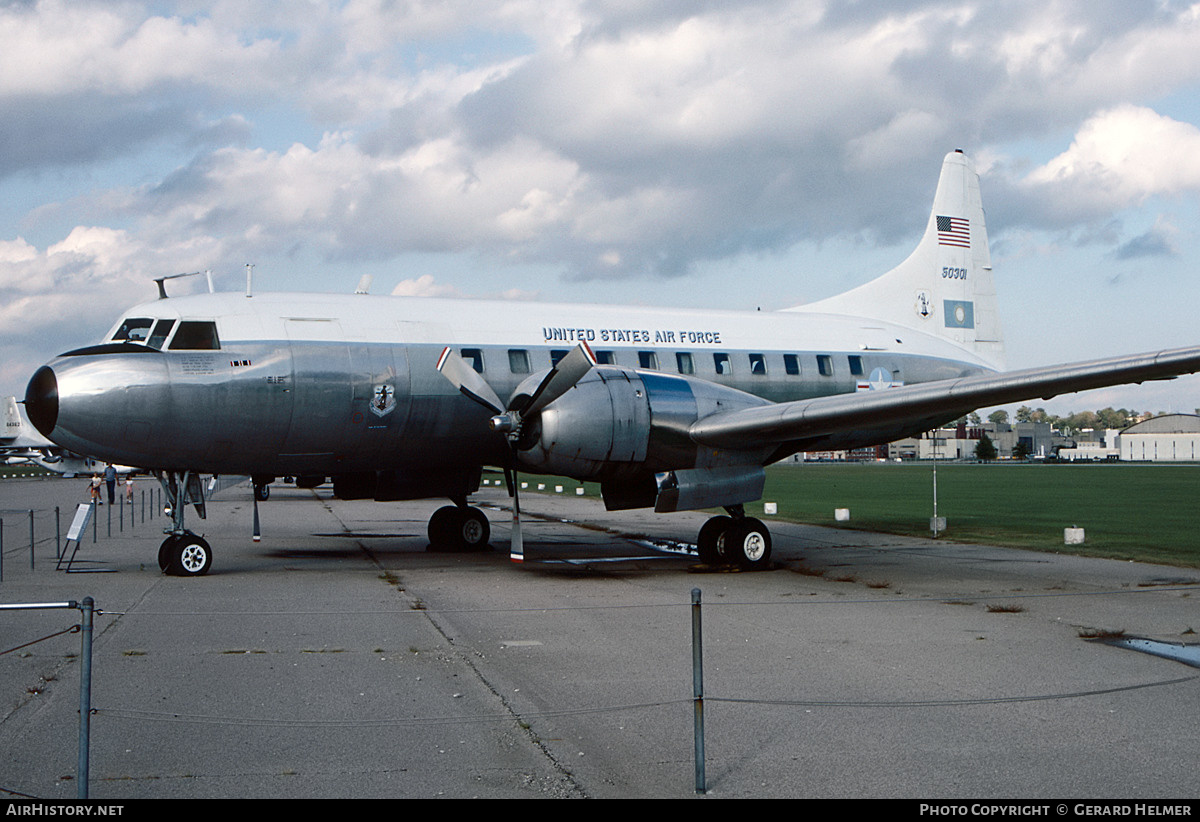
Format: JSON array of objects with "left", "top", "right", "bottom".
[{"left": 26, "top": 291, "right": 993, "bottom": 479}]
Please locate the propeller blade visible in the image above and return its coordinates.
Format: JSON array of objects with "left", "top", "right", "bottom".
[
  {"left": 504, "top": 465, "right": 524, "bottom": 562},
  {"left": 436, "top": 347, "right": 505, "bottom": 414},
  {"left": 522, "top": 341, "right": 597, "bottom": 417},
  {"left": 252, "top": 493, "right": 261, "bottom": 543}
]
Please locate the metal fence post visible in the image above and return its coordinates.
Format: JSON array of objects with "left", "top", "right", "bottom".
[
  {"left": 692, "top": 587, "right": 706, "bottom": 794},
  {"left": 78, "top": 597, "right": 94, "bottom": 800},
  {"left": 56, "top": 506, "right": 61, "bottom": 560},
  {"left": 29, "top": 509, "right": 34, "bottom": 571}
]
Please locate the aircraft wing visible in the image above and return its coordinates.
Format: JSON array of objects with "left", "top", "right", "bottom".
[{"left": 688, "top": 346, "right": 1200, "bottom": 453}]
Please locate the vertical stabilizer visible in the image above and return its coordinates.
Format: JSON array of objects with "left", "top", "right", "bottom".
[
  {"left": 3, "top": 396, "right": 20, "bottom": 442},
  {"left": 787, "top": 150, "right": 1005, "bottom": 370}
]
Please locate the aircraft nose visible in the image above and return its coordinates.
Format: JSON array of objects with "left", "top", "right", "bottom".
[{"left": 25, "top": 366, "right": 58, "bottom": 438}]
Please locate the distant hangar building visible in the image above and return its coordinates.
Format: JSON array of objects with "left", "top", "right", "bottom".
[{"left": 1119, "top": 414, "right": 1200, "bottom": 462}]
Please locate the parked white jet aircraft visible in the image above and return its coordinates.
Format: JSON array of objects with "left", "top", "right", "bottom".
[
  {"left": 2, "top": 395, "right": 136, "bottom": 475},
  {"left": 23, "top": 150, "right": 1200, "bottom": 576},
  {"left": 2, "top": 394, "right": 67, "bottom": 469}
]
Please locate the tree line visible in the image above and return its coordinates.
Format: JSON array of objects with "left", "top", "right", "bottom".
[{"left": 956, "top": 406, "right": 1199, "bottom": 437}]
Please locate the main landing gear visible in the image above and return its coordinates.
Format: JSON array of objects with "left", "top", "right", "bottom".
[
  {"left": 696, "top": 505, "right": 772, "bottom": 570},
  {"left": 427, "top": 504, "right": 492, "bottom": 552},
  {"left": 155, "top": 470, "right": 213, "bottom": 577}
]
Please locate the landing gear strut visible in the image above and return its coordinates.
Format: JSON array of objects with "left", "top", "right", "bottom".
[
  {"left": 696, "top": 505, "right": 772, "bottom": 570},
  {"left": 155, "top": 470, "right": 213, "bottom": 576},
  {"left": 427, "top": 504, "right": 492, "bottom": 552}
]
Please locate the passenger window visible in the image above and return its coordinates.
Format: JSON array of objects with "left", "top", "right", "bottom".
[
  {"left": 638, "top": 351, "right": 659, "bottom": 370},
  {"left": 550, "top": 350, "right": 569, "bottom": 367},
  {"left": 508, "top": 349, "right": 530, "bottom": 374},
  {"left": 784, "top": 354, "right": 800, "bottom": 376},
  {"left": 461, "top": 348, "right": 484, "bottom": 373},
  {"left": 595, "top": 350, "right": 616, "bottom": 365},
  {"left": 749, "top": 353, "right": 766, "bottom": 375},
  {"left": 848, "top": 355, "right": 864, "bottom": 376},
  {"left": 112, "top": 318, "right": 153, "bottom": 343},
  {"left": 168, "top": 321, "right": 221, "bottom": 350},
  {"left": 146, "top": 319, "right": 176, "bottom": 350},
  {"left": 676, "top": 352, "right": 694, "bottom": 375},
  {"left": 714, "top": 353, "right": 731, "bottom": 375},
  {"left": 817, "top": 355, "right": 833, "bottom": 376}
]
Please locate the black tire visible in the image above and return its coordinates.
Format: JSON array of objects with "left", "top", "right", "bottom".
[
  {"left": 254, "top": 483, "right": 270, "bottom": 501},
  {"left": 168, "top": 534, "right": 212, "bottom": 576},
  {"left": 696, "top": 516, "right": 732, "bottom": 564},
  {"left": 158, "top": 535, "right": 179, "bottom": 572},
  {"left": 427, "top": 506, "right": 459, "bottom": 549},
  {"left": 726, "top": 518, "right": 772, "bottom": 570}
]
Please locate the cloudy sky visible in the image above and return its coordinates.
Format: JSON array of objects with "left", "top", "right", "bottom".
[{"left": 4, "top": 0, "right": 1200, "bottom": 417}]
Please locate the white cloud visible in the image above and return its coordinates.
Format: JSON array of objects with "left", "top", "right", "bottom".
[
  {"left": 0, "top": 1, "right": 282, "bottom": 97},
  {"left": 1025, "top": 105, "right": 1200, "bottom": 210},
  {"left": 4, "top": 0, "right": 1200, "bottom": 403}
]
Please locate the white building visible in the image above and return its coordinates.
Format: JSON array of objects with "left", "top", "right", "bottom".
[{"left": 1119, "top": 414, "right": 1200, "bottom": 462}]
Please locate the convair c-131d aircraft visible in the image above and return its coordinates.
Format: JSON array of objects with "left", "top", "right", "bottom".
[{"left": 23, "top": 150, "right": 1200, "bottom": 576}]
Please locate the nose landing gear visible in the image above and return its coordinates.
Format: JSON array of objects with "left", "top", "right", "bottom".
[{"left": 155, "top": 470, "right": 213, "bottom": 576}]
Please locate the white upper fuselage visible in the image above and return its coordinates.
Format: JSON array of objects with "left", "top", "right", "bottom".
[{"left": 110, "top": 289, "right": 994, "bottom": 395}]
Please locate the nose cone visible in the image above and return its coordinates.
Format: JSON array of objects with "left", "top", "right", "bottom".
[
  {"left": 25, "top": 366, "right": 59, "bottom": 438},
  {"left": 23, "top": 350, "right": 171, "bottom": 464}
]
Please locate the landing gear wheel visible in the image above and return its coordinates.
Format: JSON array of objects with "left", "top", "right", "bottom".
[
  {"left": 157, "top": 535, "right": 179, "bottom": 571},
  {"left": 696, "top": 516, "right": 733, "bottom": 564},
  {"left": 254, "top": 483, "right": 270, "bottom": 501},
  {"left": 166, "top": 534, "right": 213, "bottom": 576},
  {"left": 457, "top": 507, "right": 491, "bottom": 551},
  {"left": 428, "top": 506, "right": 491, "bottom": 551},
  {"left": 725, "top": 518, "right": 772, "bottom": 570}
]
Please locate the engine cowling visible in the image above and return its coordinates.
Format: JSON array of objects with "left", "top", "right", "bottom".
[{"left": 512, "top": 365, "right": 772, "bottom": 480}]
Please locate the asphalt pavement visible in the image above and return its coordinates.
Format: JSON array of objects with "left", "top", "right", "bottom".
[{"left": 0, "top": 474, "right": 1197, "bottom": 799}]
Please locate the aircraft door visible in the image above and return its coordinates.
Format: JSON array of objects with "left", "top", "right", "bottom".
[{"left": 279, "top": 319, "right": 352, "bottom": 472}]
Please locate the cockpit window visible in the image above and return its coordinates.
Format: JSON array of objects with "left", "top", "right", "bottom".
[
  {"left": 112, "top": 318, "right": 154, "bottom": 343},
  {"left": 146, "top": 319, "right": 176, "bottom": 350},
  {"left": 168, "top": 321, "right": 221, "bottom": 350}
]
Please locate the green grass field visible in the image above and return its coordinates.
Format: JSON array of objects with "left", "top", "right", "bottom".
[
  {"left": 758, "top": 462, "right": 1200, "bottom": 566},
  {"left": 499, "top": 463, "right": 1200, "bottom": 568}
]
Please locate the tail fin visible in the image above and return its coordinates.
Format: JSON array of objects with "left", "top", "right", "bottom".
[
  {"left": 3, "top": 396, "right": 20, "bottom": 442},
  {"left": 787, "top": 150, "right": 1005, "bottom": 370}
]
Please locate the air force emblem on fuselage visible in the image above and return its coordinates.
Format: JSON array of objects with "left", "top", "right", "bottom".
[
  {"left": 856, "top": 366, "right": 902, "bottom": 392},
  {"left": 371, "top": 383, "right": 396, "bottom": 417}
]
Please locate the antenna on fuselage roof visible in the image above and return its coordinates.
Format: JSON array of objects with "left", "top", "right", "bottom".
[{"left": 153, "top": 271, "right": 203, "bottom": 300}]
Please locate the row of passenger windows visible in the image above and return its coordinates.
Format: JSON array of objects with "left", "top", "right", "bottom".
[{"left": 461, "top": 348, "right": 868, "bottom": 378}]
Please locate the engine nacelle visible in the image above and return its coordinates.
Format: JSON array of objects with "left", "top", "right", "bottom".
[{"left": 514, "top": 366, "right": 773, "bottom": 480}]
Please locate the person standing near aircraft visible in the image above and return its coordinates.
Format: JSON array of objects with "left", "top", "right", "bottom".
[
  {"left": 89, "top": 473, "right": 102, "bottom": 505},
  {"left": 104, "top": 462, "right": 117, "bottom": 504}
]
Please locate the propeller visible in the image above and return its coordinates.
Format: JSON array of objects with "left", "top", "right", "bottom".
[
  {"left": 252, "top": 493, "right": 261, "bottom": 543},
  {"left": 436, "top": 342, "right": 597, "bottom": 561}
]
